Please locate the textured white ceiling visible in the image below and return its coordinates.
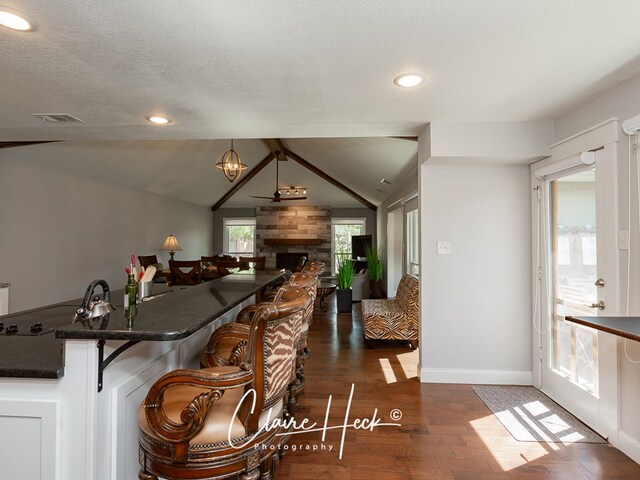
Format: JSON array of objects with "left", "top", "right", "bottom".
[
  {"left": 2, "top": 1, "right": 640, "bottom": 141},
  {"left": 2, "top": 1, "right": 640, "bottom": 207}
]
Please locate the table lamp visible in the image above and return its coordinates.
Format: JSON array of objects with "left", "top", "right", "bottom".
[{"left": 160, "top": 234, "right": 183, "bottom": 260}]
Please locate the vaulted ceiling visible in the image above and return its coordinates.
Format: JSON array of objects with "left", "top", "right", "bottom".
[
  {"left": 3, "top": 138, "right": 418, "bottom": 207},
  {"left": 2, "top": 1, "right": 640, "bottom": 206}
]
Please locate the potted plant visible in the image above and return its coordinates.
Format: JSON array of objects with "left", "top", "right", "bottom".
[
  {"left": 335, "top": 256, "right": 355, "bottom": 313},
  {"left": 365, "top": 244, "right": 387, "bottom": 298}
]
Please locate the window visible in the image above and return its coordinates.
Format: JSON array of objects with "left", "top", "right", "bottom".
[
  {"left": 331, "top": 218, "right": 366, "bottom": 273},
  {"left": 223, "top": 218, "right": 256, "bottom": 257},
  {"left": 405, "top": 209, "right": 419, "bottom": 276}
]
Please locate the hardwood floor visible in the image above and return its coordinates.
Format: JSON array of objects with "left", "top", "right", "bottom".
[{"left": 276, "top": 298, "right": 640, "bottom": 479}]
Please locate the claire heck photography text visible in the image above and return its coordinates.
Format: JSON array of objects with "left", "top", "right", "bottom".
[{"left": 228, "top": 383, "right": 402, "bottom": 459}]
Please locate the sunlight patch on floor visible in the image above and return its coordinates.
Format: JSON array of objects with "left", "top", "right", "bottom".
[
  {"left": 379, "top": 358, "right": 397, "bottom": 384},
  {"left": 396, "top": 348, "right": 418, "bottom": 379},
  {"left": 469, "top": 414, "right": 550, "bottom": 471}
]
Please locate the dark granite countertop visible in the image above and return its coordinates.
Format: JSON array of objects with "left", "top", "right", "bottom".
[{"left": 0, "top": 271, "right": 284, "bottom": 379}]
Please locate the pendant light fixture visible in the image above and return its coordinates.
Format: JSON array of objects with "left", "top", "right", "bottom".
[{"left": 216, "top": 139, "right": 247, "bottom": 182}]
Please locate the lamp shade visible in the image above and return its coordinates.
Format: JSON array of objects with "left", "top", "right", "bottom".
[{"left": 160, "top": 234, "right": 183, "bottom": 252}]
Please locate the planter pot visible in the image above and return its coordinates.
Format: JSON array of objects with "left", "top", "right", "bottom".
[
  {"left": 369, "top": 279, "right": 387, "bottom": 299},
  {"left": 336, "top": 288, "right": 353, "bottom": 313}
]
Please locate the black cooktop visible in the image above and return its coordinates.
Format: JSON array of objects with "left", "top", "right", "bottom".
[{"left": 0, "top": 305, "right": 76, "bottom": 336}]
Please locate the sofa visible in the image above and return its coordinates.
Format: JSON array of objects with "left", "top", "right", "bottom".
[
  {"left": 361, "top": 274, "right": 419, "bottom": 348},
  {"left": 352, "top": 269, "right": 370, "bottom": 302}
]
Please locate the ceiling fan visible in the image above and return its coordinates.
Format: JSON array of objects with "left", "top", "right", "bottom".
[{"left": 251, "top": 156, "right": 307, "bottom": 202}]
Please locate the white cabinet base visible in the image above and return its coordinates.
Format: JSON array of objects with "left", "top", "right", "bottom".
[{"left": 0, "top": 299, "right": 250, "bottom": 480}]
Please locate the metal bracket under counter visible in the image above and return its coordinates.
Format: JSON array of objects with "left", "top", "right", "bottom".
[{"left": 97, "top": 340, "right": 140, "bottom": 392}]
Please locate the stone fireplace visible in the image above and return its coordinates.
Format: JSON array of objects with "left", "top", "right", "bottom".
[
  {"left": 275, "top": 252, "right": 308, "bottom": 271},
  {"left": 256, "top": 206, "right": 331, "bottom": 269}
]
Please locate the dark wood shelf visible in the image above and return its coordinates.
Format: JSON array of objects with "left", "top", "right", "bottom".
[
  {"left": 263, "top": 238, "right": 323, "bottom": 246},
  {"left": 566, "top": 316, "right": 640, "bottom": 342}
]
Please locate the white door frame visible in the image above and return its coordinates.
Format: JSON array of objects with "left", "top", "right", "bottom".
[{"left": 531, "top": 120, "right": 620, "bottom": 443}]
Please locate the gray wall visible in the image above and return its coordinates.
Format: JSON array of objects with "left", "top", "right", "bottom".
[
  {"left": 419, "top": 162, "right": 532, "bottom": 381},
  {"left": 0, "top": 154, "right": 212, "bottom": 313}
]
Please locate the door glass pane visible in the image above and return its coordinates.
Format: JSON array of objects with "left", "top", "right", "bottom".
[
  {"left": 550, "top": 169, "right": 599, "bottom": 396},
  {"left": 406, "top": 210, "right": 419, "bottom": 276}
]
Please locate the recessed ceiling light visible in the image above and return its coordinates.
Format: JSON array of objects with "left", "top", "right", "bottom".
[
  {"left": 393, "top": 73, "right": 424, "bottom": 88},
  {"left": 0, "top": 7, "right": 36, "bottom": 31},
  {"left": 146, "top": 115, "right": 170, "bottom": 125}
]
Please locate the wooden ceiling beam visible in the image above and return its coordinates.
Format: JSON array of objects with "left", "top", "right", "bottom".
[
  {"left": 0, "top": 141, "right": 59, "bottom": 149},
  {"left": 284, "top": 148, "right": 377, "bottom": 211},
  {"left": 388, "top": 136, "right": 418, "bottom": 142},
  {"left": 262, "top": 139, "right": 287, "bottom": 161},
  {"left": 275, "top": 139, "right": 288, "bottom": 157},
  {"left": 211, "top": 152, "right": 275, "bottom": 211}
]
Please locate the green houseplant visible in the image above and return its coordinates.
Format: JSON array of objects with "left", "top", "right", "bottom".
[
  {"left": 335, "top": 256, "right": 355, "bottom": 313},
  {"left": 364, "top": 244, "right": 387, "bottom": 298}
]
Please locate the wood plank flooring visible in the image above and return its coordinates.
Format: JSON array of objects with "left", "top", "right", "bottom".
[{"left": 276, "top": 298, "right": 640, "bottom": 479}]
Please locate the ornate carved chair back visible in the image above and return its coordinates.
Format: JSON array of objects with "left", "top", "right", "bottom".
[
  {"left": 168, "top": 260, "right": 202, "bottom": 285},
  {"left": 138, "top": 255, "right": 159, "bottom": 269},
  {"left": 301, "top": 261, "right": 324, "bottom": 277},
  {"left": 289, "top": 272, "right": 318, "bottom": 325},
  {"left": 247, "top": 286, "right": 310, "bottom": 424},
  {"left": 238, "top": 256, "right": 267, "bottom": 271},
  {"left": 138, "top": 284, "right": 310, "bottom": 480}
]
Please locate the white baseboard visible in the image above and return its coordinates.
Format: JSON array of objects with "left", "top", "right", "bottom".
[
  {"left": 618, "top": 430, "right": 640, "bottom": 465},
  {"left": 419, "top": 367, "right": 533, "bottom": 385}
]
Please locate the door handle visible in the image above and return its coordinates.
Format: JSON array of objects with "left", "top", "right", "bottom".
[
  {"left": 586, "top": 300, "right": 605, "bottom": 310},
  {"left": 594, "top": 278, "right": 605, "bottom": 288}
]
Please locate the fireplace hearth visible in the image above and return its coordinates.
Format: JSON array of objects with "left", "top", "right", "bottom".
[{"left": 276, "top": 252, "right": 308, "bottom": 272}]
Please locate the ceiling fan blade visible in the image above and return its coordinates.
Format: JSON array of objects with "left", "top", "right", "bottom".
[
  {"left": 250, "top": 196, "right": 275, "bottom": 200},
  {"left": 280, "top": 196, "right": 307, "bottom": 201}
]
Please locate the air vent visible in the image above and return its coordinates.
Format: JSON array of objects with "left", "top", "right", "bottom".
[
  {"left": 32, "top": 113, "right": 84, "bottom": 123},
  {"left": 380, "top": 178, "right": 392, "bottom": 185}
]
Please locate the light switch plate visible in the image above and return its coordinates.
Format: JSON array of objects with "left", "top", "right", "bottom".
[
  {"left": 437, "top": 241, "right": 452, "bottom": 255},
  {"left": 618, "top": 230, "right": 629, "bottom": 250}
]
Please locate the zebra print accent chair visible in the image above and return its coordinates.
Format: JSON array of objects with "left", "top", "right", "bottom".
[
  {"left": 138, "top": 286, "right": 311, "bottom": 480},
  {"left": 361, "top": 274, "right": 419, "bottom": 348}
]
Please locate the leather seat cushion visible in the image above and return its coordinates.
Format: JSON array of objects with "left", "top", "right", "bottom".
[
  {"left": 138, "top": 366, "right": 283, "bottom": 446},
  {"left": 361, "top": 298, "right": 404, "bottom": 321}
]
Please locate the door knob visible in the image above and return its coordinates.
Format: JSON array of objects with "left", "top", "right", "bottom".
[
  {"left": 594, "top": 278, "right": 605, "bottom": 288},
  {"left": 586, "top": 300, "right": 605, "bottom": 310}
]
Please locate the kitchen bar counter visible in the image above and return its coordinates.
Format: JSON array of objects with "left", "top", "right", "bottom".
[
  {"left": 0, "top": 270, "right": 284, "bottom": 379},
  {"left": 0, "top": 269, "right": 286, "bottom": 480},
  {"left": 56, "top": 271, "right": 283, "bottom": 341}
]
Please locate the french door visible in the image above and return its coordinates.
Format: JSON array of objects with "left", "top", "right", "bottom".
[{"left": 535, "top": 146, "right": 618, "bottom": 437}]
